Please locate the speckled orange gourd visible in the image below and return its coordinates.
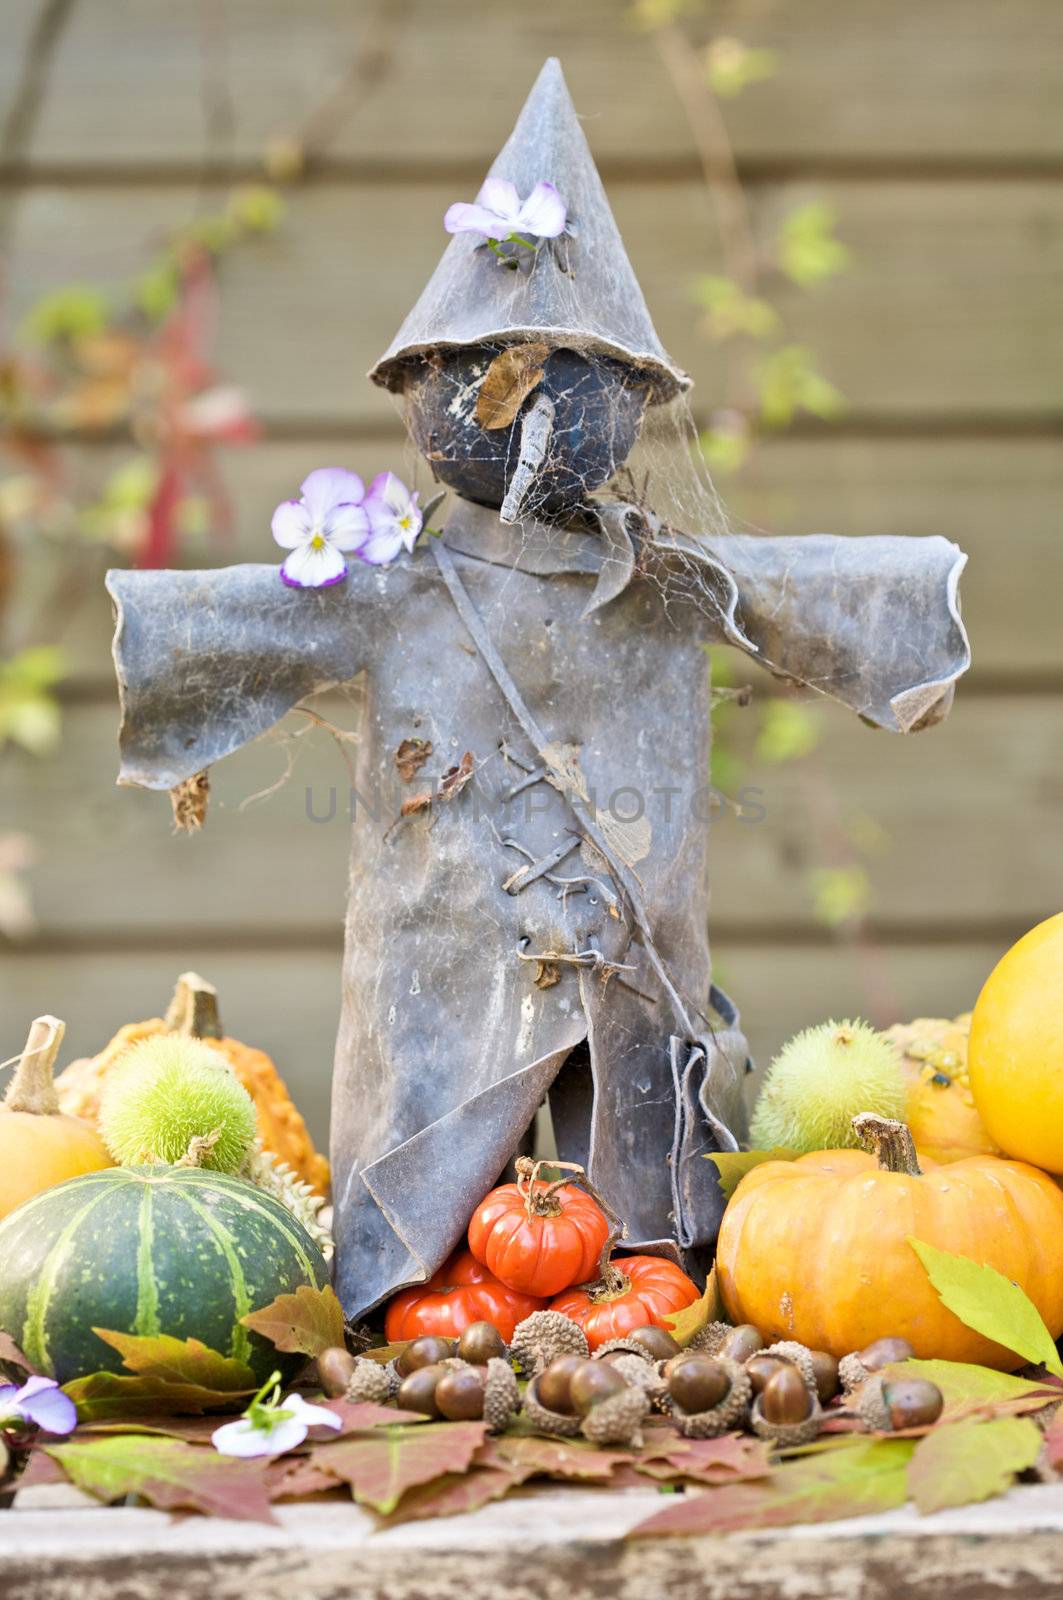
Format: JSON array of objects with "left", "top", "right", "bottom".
[
  {"left": 55, "top": 973, "right": 329, "bottom": 1197},
  {"left": 885, "top": 1013, "right": 1000, "bottom": 1164}
]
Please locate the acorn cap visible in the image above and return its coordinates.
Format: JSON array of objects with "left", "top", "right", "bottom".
[
  {"left": 523, "top": 1375, "right": 582, "bottom": 1437},
  {"left": 369, "top": 58, "right": 688, "bottom": 404},
  {"left": 687, "top": 1322, "right": 732, "bottom": 1357},
  {"left": 750, "top": 1390, "right": 823, "bottom": 1448},
  {"left": 483, "top": 1356, "right": 520, "bottom": 1434},
  {"left": 345, "top": 1357, "right": 393, "bottom": 1406},
  {"left": 762, "top": 1340, "right": 818, "bottom": 1394},
  {"left": 510, "top": 1309, "right": 589, "bottom": 1377},
  {"left": 607, "top": 1352, "right": 669, "bottom": 1409},
  {"left": 580, "top": 1384, "right": 650, "bottom": 1447},
  {"left": 597, "top": 1336, "right": 654, "bottom": 1363},
  {"left": 671, "top": 1357, "right": 751, "bottom": 1439},
  {"left": 839, "top": 1353, "right": 872, "bottom": 1393},
  {"left": 853, "top": 1374, "right": 892, "bottom": 1433}
]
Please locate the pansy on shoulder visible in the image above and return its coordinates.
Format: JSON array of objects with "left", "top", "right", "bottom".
[{"left": 271, "top": 467, "right": 423, "bottom": 588}]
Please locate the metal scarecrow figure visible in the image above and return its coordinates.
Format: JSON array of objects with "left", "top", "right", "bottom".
[{"left": 106, "top": 60, "right": 970, "bottom": 1322}]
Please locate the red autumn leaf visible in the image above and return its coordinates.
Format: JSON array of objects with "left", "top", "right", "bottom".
[
  {"left": 45, "top": 1436, "right": 275, "bottom": 1523},
  {"left": 636, "top": 1432, "right": 773, "bottom": 1485},
  {"left": 375, "top": 1464, "right": 519, "bottom": 1526},
  {"left": 313, "top": 1398, "right": 427, "bottom": 1434},
  {"left": 266, "top": 1455, "right": 343, "bottom": 1502},
  {"left": 239, "top": 1284, "right": 346, "bottom": 1358},
  {"left": 629, "top": 1438, "right": 914, "bottom": 1538},
  {"left": 491, "top": 1434, "right": 631, "bottom": 1481},
  {"left": 0, "top": 1332, "right": 38, "bottom": 1376},
  {"left": 17, "top": 1449, "right": 68, "bottom": 1490},
  {"left": 314, "top": 1421, "right": 487, "bottom": 1514}
]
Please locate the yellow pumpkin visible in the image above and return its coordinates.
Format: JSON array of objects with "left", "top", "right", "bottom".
[
  {"left": 968, "top": 913, "right": 1063, "bottom": 1174},
  {"left": 0, "top": 1015, "right": 112, "bottom": 1218},
  {"left": 55, "top": 973, "right": 330, "bottom": 1197},
  {"left": 716, "top": 1114, "right": 1063, "bottom": 1370},
  {"left": 885, "top": 1013, "right": 1000, "bottom": 1164}
]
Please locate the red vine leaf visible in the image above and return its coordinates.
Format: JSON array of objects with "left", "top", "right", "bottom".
[
  {"left": 907, "top": 1417, "right": 1043, "bottom": 1515},
  {"left": 313, "top": 1421, "right": 488, "bottom": 1515},
  {"left": 491, "top": 1434, "right": 630, "bottom": 1481},
  {"left": 636, "top": 1432, "right": 773, "bottom": 1485},
  {"left": 45, "top": 1436, "right": 275, "bottom": 1523},
  {"left": 375, "top": 1464, "right": 519, "bottom": 1526},
  {"left": 475, "top": 343, "right": 550, "bottom": 430},
  {"left": 629, "top": 1438, "right": 914, "bottom": 1538},
  {"left": 314, "top": 1399, "right": 427, "bottom": 1434},
  {"left": 266, "top": 1455, "right": 343, "bottom": 1502},
  {"left": 240, "top": 1284, "right": 346, "bottom": 1358}
]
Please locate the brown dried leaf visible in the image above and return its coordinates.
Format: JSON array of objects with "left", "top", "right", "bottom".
[
  {"left": 636, "top": 1431, "right": 773, "bottom": 1486},
  {"left": 239, "top": 1284, "right": 346, "bottom": 1359},
  {"left": 400, "top": 791, "right": 432, "bottom": 818},
  {"left": 533, "top": 959, "right": 561, "bottom": 990},
  {"left": 475, "top": 343, "right": 550, "bottom": 430},
  {"left": 0, "top": 1332, "right": 38, "bottom": 1376},
  {"left": 395, "top": 738, "right": 433, "bottom": 782},
  {"left": 374, "top": 1464, "right": 518, "bottom": 1526},
  {"left": 313, "top": 1421, "right": 488, "bottom": 1515},
  {"left": 438, "top": 751, "right": 475, "bottom": 802},
  {"left": 492, "top": 1435, "right": 630, "bottom": 1481}
]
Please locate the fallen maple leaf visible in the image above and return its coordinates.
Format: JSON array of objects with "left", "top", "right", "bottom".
[
  {"left": 315, "top": 1421, "right": 487, "bottom": 1515},
  {"left": 93, "top": 1329, "right": 257, "bottom": 1391},
  {"left": 375, "top": 1464, "right": 519, "bottom": 1526},
  {"left": 629, "top": 1438, "right": 914, "bottom": 1537},
  {"left": 492, "top": 1434, "right": 630, "bottom": 1481},
  {"left": 1041, "top": 1412, "right": 1063, "bottom": 1472},
  {"left": 240, "top": 1284, "right": 346, "bottom": 1358},
  {"left": 907, "top": 1417, "right": 1042, "bottom": 1515},
  {"left": 45, "top": 1436, "right": 275, "bottom": 1522}
]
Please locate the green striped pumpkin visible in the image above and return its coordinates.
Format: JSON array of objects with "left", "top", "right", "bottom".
[{"left": 0, "top": 1166, "right": 330, "bottom": 1385}]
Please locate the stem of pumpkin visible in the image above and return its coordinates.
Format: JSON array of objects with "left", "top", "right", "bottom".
[
  {"left": 165, "top": 972, "right": 224, "bottom": 1041},
  {"left": 3, "top": 1016, "right": 64, "bottom": 1115},
  {"left": 514, "top": 1155, "right": 628, "bottom": 1292},
  {"left": 853, "top": 1113, "right": 923, "bottom": 1176}
]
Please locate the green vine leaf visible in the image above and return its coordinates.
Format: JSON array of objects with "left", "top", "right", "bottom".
[
  {"left": 909, "top": 1239, "right": 1063, "bottom": 1376},
  {"left": 630, "top": 1438, "right": 914, "bottom": 1537},
  {"left": 705, "top": 1148, "right": 798, "bottom": 1200},
  {"left": 240, "top": 1283, "right": 347, "bottom": 1358},
  {"left": 907, "top": 1417, "right": 1042, "bottom": 1515},
  {"left": 313, "top": 1421, "right": 487, "bottom": 1515},
  {"left": 778, "top": 202, "right": 851, "bottom": 288},
  {"left": 888, "top": 1359, "right": 1062, "bottom": 1424},
  {"left": 661, "top": 1269, "right": 722, "bottom": 1346}
]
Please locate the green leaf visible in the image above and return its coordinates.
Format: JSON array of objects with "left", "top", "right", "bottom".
[
  {"left": 886, "top": 1359, "right": 1062, "bottom": 1424},
  {"left": 693, "top": 276, "right": 778, "bottom": 341},
  {"left": 46, "top": 1435, "right": 275, "bottom": 1522},
  {"left": 22, "top": 285, "right": 110, "bottom": 343},
  {"left": 705, "top": 1148, "right": 799, "bottom": 1200},
  {"left": 661, "top": 1269, "right": 722, "bottom": 1346},
  {"left": 630, "top": 1438, "right": 914, "bottom": 1537},
  {"left": 704, "top": 38, "right": 780, "bottom": 99},
  {"left": 778, "top": 202, "right": 852, "bottom": 288},
  {"left": 909, "top": 1239, "right": 1063, "bottom": 1376},
  {"left": 64, "top": 1331, "right": 257, "bottom": 1420},
  {"left": 93, "top": 1328, "right": 258, "bottom": 1391},
  {"left": 907, "top": 1417, "right": 1042, "bottom": 1515},
  {"left": 0, "top": 647, "right": 66, "bottom": 756},
  {"left": 756, "top": 345, "right": 845, "bottom": 429},
  {"left": 240, "top": 1283, "right": 347, "bottom": 1358},
  {"left": 809, "top": 864, "right": 872, "bottom": 929},
  {"left": 314, "top": 1421, "right": 487, "bottom": 1515},
  {"left": 754, "top": 699, "right": 821, "bottom": 764}
]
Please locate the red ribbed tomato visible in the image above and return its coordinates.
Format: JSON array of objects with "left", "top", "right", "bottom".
[
  {"left": 468, "top": 1175, "right": 610, "bottom": 1297},
  {"left": 384, "top": 1248, "right": 546, "bottom": 1343},
  {"left": 550, "top": 1255, "right": 700, "bottom": 1349}
]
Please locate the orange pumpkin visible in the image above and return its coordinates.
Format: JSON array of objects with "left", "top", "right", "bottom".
[
  {"left": 885, "top": 1013, "right": 1000, "bottom": 1164},
  {"left": 550, "top": 1255, "right": 701, "bottom": 1349},
  {"left": 0, "top": 1015, "right": 112, "bottom": 1219},
  {"left": 55, "top": 973, "right": 329, "bottom": 1197},
  {"left": 468, "top": 1160, "right": 610, "bottom": 1297},
  {"left": 385, "top": 1249, "right": 546, "bottom": 1343},
  {"left": 716, "top": 1114, "right": 1063, "bottom": 1370}
]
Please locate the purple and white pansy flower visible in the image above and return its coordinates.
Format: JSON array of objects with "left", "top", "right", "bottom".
[
  {"left": 211, "top": 1372, "right": 341, "bottom": 1459},
  {"left": 444, "top": 178, "right": 567, "bottom": 245},
  {"left": 271, "top": 467, "right": 370, "bottom": 589},
  {"left": 361, "top": 472, "right": 423, "bottom": 566},
  {"left": 0, "top": 1376, "right": 77, "bottom": 1437}
]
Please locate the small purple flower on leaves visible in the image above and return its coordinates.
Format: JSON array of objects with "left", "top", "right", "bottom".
[
  {"left": 444, "top": 178, "right": 567, "bottom": 244},
  {"left": 271, "top": 467, "right": 369, "bottom": 589},
  {"left": 359, "top": 472, "right": 423, "bottom": 566},
  {"left": 0, "top": 1377, "right": 77, "bottom": 1437}
]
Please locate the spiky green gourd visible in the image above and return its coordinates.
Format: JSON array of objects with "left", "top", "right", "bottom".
[
  {"left": 750, "top": 1018, "right": 905, "bottom": 1154},
  {"left": 0, "top": 1166, "right": 329, "bottom": 1385},
  {"left": 98, "top": 1036, "right": 257, "bottom": 1173}
]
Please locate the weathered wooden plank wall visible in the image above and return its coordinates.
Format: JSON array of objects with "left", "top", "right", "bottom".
[{"left": 2, "top": 0, "right": 1061, "bottom": 1143}]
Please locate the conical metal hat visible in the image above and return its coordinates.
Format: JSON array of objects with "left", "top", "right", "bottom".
[{"left": 369, "top": 57, "right": 689, "bottom": 403}]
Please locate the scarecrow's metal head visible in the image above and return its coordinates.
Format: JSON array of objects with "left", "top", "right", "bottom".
[{"left": 368, "top": 58, "right": 689, "bottom": 525}]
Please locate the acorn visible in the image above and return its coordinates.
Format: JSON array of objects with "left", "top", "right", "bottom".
[
  {"left": 344, "top": 1356, "right": 395, "bottom": 1405},
  {"left": 855, "top": 1374, "right": 944, "bottom": 1433},
  {"left": 719, "top": 1324, "right": 765, "bottom": 1364},
  {"left": 809, "top": 1350, "right": 841, "bottom": 1404},
  {"left": 457, "top": 1321, "right": 507, "bottom": 1365},
  {"left": 522, "top": 1371, "right": 582, "bottom": 1437},
  {"left": 626, "top": 1325, "right": 681, "bottom": 1362},
  {"left": 569, "top": 1359, "right": 629, "bottom": 1418},
  {"left": 745, "top": 1354, "right": 786, "bottom": 1394},
  {"left": 435, "top": 1365, "right": 486, "bottom": 1421},
  {"left": 667, "top": 1355, "right": 731, "bottom": 1414},
  {"left": 668, "top": 1355, "right": 751, "bottom": 1439},
  {"left": 751, "top": 1365, "right": 822, "bottom": 1446},
  {"left": 510, "top": 1310, "right": 589, "bottom": 1377},
  {"left": 317, "top": 1346, "right": 356, "bottom": 1398},
  {"left": 686, "top": 1321, "right": 731, "bottom": 1356},
  {"left": 839, "top": 1335, "right": 915, "bottom": 1392},
  {"left": 536, "top": 1354, "right": 585, "bottom": 1416},
  {"left": 395, "top": 1336, "right": 455, "bottom": 1377},
  {"left": 396, "top": 1362, "right": 448, "bottom": 1417}
]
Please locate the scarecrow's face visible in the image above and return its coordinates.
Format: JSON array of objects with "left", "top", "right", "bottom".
[{"left": 403, "top": 344, "right": 649, "bottom": 520}]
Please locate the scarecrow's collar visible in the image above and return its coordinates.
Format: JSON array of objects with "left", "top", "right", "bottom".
[{"left": 441, "top": 496, "right": 605, "bottom": 578}]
